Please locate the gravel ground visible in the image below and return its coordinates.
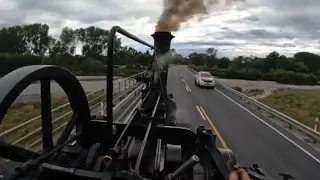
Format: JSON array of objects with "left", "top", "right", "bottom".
[{"left": 215, "top": 78, "right": 320, "bottom": 99}]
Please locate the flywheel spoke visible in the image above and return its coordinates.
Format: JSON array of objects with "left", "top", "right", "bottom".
[{"left": 40, "top": 79, "right": 54, "bottom": 152}]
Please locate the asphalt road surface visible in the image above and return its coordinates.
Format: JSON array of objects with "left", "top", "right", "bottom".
[
  {"left": 14, "top": 78, "right": 131, "bottom": 104},
  {"left": 167, "top": 65, "right": 320, "bottom": 180}
]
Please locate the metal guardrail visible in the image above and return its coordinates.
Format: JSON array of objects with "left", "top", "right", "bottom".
[
  {"left": 27, "top": 83, "right": 143, "bottom": 151},
  {"left": 0, "top": 72, "right": 145, "bottom": 151},
  {"left": 187, "top": 66, "right": 320, "bottom": 143},
  {"left": 95, "top": 83, "right": 144, "bottom": 118}
]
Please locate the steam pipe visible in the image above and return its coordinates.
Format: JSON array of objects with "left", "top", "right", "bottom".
[{"left": 106, "top": 26, "right": 159, "bottom": 135}]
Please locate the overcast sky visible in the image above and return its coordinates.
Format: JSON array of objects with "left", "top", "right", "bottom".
[{"left": 1, "top": 0, "right": 320, "bottom": 58}]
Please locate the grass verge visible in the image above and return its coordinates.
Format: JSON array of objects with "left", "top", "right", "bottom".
[
  {"left": 243, "top": 89, "right": 265, "bottom": 97},
  {"left": 258, "top": 88, "right": 320, "bottom": 128},
  {"left": 0, "top": 89, "right": 105, "bottom": 150}
]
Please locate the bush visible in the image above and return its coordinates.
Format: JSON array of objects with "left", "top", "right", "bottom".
[
  {"left": 272, "top": 69, "right": 318, "bottom": 85},
  {"left": 0, "top": 54, "right": 42, "bottom": 76},
  {"left": 188, "top": 65, "right": 319, "bottom": 85}
]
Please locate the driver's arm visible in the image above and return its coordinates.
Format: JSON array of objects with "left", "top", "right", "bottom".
[{"left": 226, "top": 169, "right": 251, "bottom": 180}]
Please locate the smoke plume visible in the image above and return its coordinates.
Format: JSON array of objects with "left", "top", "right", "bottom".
[{"left": 156, "top": 0, "right": 245, "bottom": 32}]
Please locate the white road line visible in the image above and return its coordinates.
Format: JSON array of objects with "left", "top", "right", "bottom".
[
  {"left": 216, "top": 89, "right": 320, "bottom": 164},
  {"left": 187, "top": 86, "right": 191, "bottom": 92},
  {"left": 196, "top": 106, "right": 206, "bottom": 120},
  {"left": 185, "top": 86, "right": 190, "bottom": 92},
  {"left": 182, "top": 79, "right": 192, "bottom": 92},
  {"left": 187, "top": 85, "right": 191, "bottom": 92}
]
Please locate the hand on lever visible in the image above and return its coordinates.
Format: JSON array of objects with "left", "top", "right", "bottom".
[{"left": 227, "top": 169, "right": 251, "bottom": 180}]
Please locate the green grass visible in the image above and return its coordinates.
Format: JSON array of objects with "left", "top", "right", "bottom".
[
  {"left": 244, "top": 89, "right": 265, "bottom": 97},
  {"left": 232, "top": 86, "right": 243, "bottom": 92},
  {"left": 259, "top": 88, "right": 320, "bottom": 128},
  {"left": 0, "top": 89, "right": 105, "bottom": 150}
]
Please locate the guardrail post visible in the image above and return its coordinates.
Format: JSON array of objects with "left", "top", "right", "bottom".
[{"left": 101, "top": 102, "right": 104, "bottom": 115}]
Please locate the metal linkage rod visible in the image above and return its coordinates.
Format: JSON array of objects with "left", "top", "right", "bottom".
[
  {"left": 134, "top": 95, "right": 161, "bottom": 174},
  {"left": 113, "top": 90, "right": 151, "bottom": 149}
]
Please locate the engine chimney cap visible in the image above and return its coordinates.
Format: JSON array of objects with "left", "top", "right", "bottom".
[{"left": 151, "top": 32, "right": 175, "bottom": 39}]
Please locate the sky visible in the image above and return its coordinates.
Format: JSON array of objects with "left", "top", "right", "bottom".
[{"left": 0, "top": 0, "right": 320, "bottom": 58}]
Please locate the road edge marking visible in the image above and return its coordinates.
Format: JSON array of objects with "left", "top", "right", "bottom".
[
  {"left": 196, "top": 106, "right": 206, "bottom": 120},
  {"left": 216, "top": 89, "right": 320, "bottom": 164},
  {"left": 199, "top": 106, "right": 228, "bottom": 149}
]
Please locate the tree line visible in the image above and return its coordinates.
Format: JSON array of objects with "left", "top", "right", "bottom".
[
  {"left": 0, "top": 23, "right": 153, "bottom": 76},
  {"left": 1, "top": 23, "right": 320, "bottom": 85},
  {"left": 185, "top": 48, "right": 320, "bottom": 85}
]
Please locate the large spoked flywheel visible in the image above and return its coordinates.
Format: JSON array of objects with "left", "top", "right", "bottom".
[{"left": 0, "top": 65, "right": 91, "bottom": 163}]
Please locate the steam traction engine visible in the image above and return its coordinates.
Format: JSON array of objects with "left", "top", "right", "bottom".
[{"left": 0, "top": 26, "right": 294, "bottom": 180}]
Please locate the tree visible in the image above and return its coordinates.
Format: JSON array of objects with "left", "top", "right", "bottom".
[
  {"left": 59, "top": 27, "right": 77, "bottom": 55},
  {"left": 218, "top": 57, "right": 230, "bottom": 69},
  {"left": 2, "top": 22, "right": 320, "bottom": 85},
  {"left": 294, "top": 52, "right": 320, "bottom": 75},
  {"left": 23, "top": 23, "right": 50, "bottom": 55},
  {"left": 0, "top": 25, "right": 27, "bottom": 54},
  {"left": 77, "top": 26, "right": 108, "bottom": 58},
  {"left": 206, "top": 47, "right": 217, "bottom": 58},
  {"left": 189, "top": 52, "right": 205, "bottom": 66},
  {"left": 264, "top": 51, "right": 279, "bottom": 71}
]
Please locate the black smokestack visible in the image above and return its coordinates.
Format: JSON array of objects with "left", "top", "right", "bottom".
[
  {"left": 150, "top": 32, "right": 177, "bottom": 125},
  {"left": 151, "top": 32, "right": 175, "bottom": 55},
  {"left": 148, "top": 31, "right": 175, "bottom": 97}
]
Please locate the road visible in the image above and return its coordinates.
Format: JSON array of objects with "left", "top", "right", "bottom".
[
  {"left": 167, "top": 65, "right": 320, "bottom": 180},
  {"left": 14, "top": 78, "right": 130, "bottom": 104}
]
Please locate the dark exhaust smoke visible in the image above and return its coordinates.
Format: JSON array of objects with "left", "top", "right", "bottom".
[{"left": 156, "top": 0, "right": 246, "bottom": 32}]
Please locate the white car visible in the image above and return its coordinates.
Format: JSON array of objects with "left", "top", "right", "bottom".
[{"left": 194, "top": 71, "right": 215, "bottom": 89}]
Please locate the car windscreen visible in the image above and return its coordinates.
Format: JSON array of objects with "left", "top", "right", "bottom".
[{"left": 200, "top": 72, "right": 211, "bottom": 77}]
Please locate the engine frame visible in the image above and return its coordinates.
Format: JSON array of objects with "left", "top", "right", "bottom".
[{"left": 0, "top": 26, "right": 295, "bottom": 180}]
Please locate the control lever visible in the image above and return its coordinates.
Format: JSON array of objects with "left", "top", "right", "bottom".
[{"left": 165, "top": 155, "right": 200, "bottom": 180}]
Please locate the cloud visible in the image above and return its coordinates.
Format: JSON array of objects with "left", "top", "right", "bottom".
[{"left": 0, "top": 0, "right": 320, "bottom": 58}]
